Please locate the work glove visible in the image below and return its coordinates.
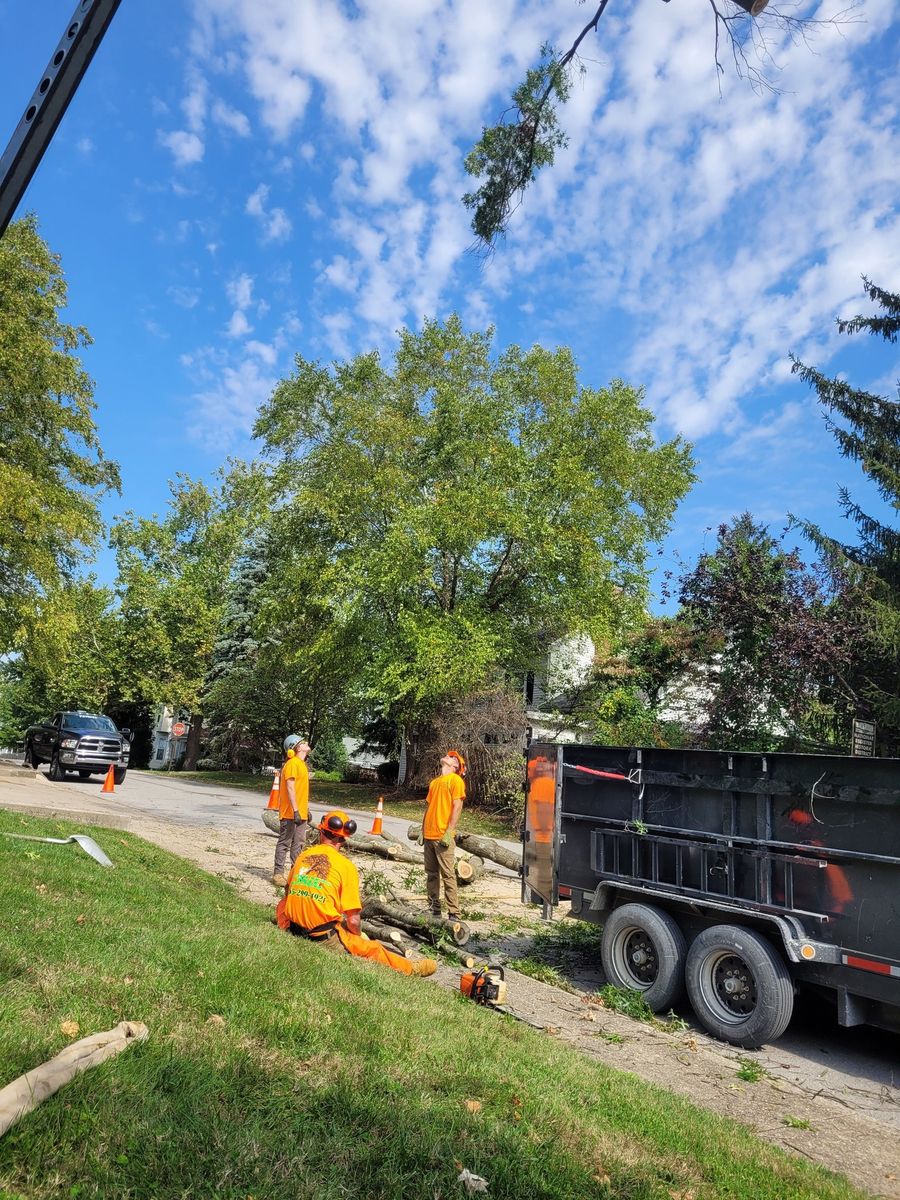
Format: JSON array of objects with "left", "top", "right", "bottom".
[
  {"left": 438, "top": 831, "right": 455, "bottom": 850},
  {"left": 292, "top": 815, "right": 304, "bottom": 826},
  {"left": 416, "top": 831, "right": 425, "bottom": 847}
]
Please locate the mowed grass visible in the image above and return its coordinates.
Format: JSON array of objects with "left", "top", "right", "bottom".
[
  {"left": 161, "top": 770, "right": 514, "bottom": 838},
  {"left": 0, "top": 811, "right": 861, "bottom": 1200}
]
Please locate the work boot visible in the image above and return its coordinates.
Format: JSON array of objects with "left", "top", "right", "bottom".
[
  {"left": 412, "top": 958, "right": 437, "bottom": 978},
  {"left": 271, "top": 872, "right": 288, "bottom": 887}
]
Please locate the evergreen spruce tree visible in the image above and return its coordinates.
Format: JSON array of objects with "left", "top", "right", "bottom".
[{"left": 791, "top": 279, "right": 900, "bottom": 754}]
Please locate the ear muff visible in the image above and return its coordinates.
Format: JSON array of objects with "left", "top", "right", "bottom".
[{"left": 320, "top": 813, "right": 357, "bottom": 837}]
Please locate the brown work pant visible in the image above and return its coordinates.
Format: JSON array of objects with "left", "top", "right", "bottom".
[
  {"left": 274, "top": 818, "right": 308, "bottom": 874},
  {"left": 424, "top": 838, "right": 459, "bottom": 918}
]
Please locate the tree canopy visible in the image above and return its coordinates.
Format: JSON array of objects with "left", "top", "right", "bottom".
[
  {"left": 791, "top": 279, "right": 900, "bottom": 753},
  {"left": 0, "top": 216, "right": 120, "bottom": 651},
  {"left": 255, "top": 315, "right": 695, "bottom": 726}
]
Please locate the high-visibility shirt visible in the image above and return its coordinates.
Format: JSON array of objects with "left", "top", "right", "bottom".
[
  {"left": 283, "top": 842, "right": 361, "bottom": 929},
  {"left": 278, "top": 755, "right": 309, "bottom": 820},
  {"left": 423, "top": 771, "right": 465, "bottom": 840}
]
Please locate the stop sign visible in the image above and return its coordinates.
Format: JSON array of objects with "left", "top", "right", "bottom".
[{"left": 172, "top": 721, "right": 187, "bottom": 738}]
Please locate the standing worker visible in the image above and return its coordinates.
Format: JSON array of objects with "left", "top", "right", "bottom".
[
  {"left": 280, "top": 810, "right": 436, "bottom": 977},
  {"left": 422, "top": 749, "right": 466, "bottom": 921},
  {"left": 272, "top": 734, "right": 311, "bottom": 886}
]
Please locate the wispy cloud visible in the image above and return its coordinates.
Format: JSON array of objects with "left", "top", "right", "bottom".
[{"left": 245, "top": 183, "right": 293, "bottom": 243}]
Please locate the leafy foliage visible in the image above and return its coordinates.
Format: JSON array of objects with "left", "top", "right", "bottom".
[
  {"left": 677, "top": 515, "right": 859, "bottom": 751},
  {"left": 790, "top": 279, "right": 900, "bottom": 753},
  {"left": 255, "top": 315, "right": 695, "bottom": 732},
  {"left": 0, "top": 216, "right": 120, "bottom": 651}
]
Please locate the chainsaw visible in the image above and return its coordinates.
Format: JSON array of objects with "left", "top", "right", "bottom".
[{"left": 460, "top": 964, "right": 507, "bottom": 1007}]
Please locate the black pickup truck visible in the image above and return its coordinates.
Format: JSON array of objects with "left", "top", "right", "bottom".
[{"left": 24, "top": 711, "right": 131, "bottom": 783}]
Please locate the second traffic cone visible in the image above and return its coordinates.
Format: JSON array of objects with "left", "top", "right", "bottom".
[
  {"left": 101, "top": 764, "right": 116, "bottom": 793},
  {"left": 368, "top": 795, "right": 384, "bottom": 835},
  {"left": 267, "top": 769, "right": 280, "bottom": 809}
]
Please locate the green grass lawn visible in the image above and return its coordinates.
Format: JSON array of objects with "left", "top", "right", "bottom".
[
  {"left": 0, "top": 809, "right": 862, "bottom": 1200},
  {"left": 158, "top": 770, "right": 515, "bottom": 838}
]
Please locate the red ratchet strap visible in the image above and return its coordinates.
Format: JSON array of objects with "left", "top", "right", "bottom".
[{"left": 570, "top": 764, "right": 630, "bottom": 782}]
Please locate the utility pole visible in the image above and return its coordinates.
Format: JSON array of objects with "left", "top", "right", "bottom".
[{"left": 0, "top": 0, "right": 124, "bottom": 237}]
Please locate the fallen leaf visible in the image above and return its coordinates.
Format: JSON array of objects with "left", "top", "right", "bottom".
[
  {"left": 544, "top": 1025, "right": 559, "bottom": 1035},
  {"left": 75, "top": 914, "right": 86, "bottom": 925},
  {"left": 457, "top": 1166, "right": 489, "bottom": 1194},
  {"left": 123, "top": 976, "right": 134, "bottom": 985},
  {"left": 207, "top": 1014, "right": 226, "bottom": 1027},
  {"left": 684, "top": 1037, "right": 697, "bottom": 1052},
  {"left": 36, "top": 884, "right": 48, "bottom": 895},
  {"left": 464, "top": 1099, "right": 482, "bottom": 1114},
  {"left": 60, "top": 1020, "right": 80, "bottom": 1038},
  {"left": 593, "top": 1171, "right": 611, "bottom": 1186}
]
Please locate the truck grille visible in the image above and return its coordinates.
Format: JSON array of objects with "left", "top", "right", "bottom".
[{"left": 78, "top": 737, "right": 122, "bottom": 756}]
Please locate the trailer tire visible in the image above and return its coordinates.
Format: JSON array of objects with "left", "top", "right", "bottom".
[
  {"left": 601, "top": 903, "right": 686, "bottom": 1012},
  {"left": 685, "top": 925, "right": 793, "bottom": 1048}
]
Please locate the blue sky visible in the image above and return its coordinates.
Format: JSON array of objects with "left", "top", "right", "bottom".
[{"left": 2, "top": 0, "right": 898, "bottom": 605}]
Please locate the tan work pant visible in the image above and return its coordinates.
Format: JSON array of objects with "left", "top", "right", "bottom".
[
  {"left": 326, "top": 927, "right": 414, "bottom": 976},
  {"left": 424, "top": 838, "right": 459, "bottom": 918}
]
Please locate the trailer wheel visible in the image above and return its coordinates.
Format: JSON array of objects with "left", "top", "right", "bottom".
[
  {"left": 685, "top": 925, "right": 793, "bottom": 1048},
  {"left": 600, "top": 903, "right": 686, "bottom": 1012}
]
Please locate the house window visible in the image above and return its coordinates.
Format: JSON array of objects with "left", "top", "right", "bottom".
[{"left": 155, "top": 747, "right": 164, "bottom": 760}]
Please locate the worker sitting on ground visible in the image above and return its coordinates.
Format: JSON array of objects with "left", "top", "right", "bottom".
[{"left": 278, "top": 809, "right": 436, "bottom": 978}]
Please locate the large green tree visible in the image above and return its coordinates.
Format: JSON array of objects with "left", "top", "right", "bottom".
[
  {"left": 791, "top": 280, "right": 900, "bottom": 754},
  {"left": 677, "top": 514, "right": 860, "bottom": 751},
  {"left": 111, "top": 464, "right": 263, "bottom": 767},
  {"left": 255, "top": 316, "right": 695, "bottom": 728},
  {"left": 0, "top": 216, "right": 119, "bottom": 651}
]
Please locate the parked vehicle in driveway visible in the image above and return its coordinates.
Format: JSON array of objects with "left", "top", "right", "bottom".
[
  {"left": 24, "top": 711, "right": 131, "bottom": 784},
  {"left": 523, "top": 742, "right": 900, "bottom": 1048}
]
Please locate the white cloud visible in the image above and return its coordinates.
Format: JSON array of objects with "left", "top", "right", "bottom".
[
  {"left": 168, "top": 286, "right": 201, "bottom": 309},
  {"left": 211, "top": 98, "right": 251, "bottom": 137},
  {"left": 226, "top": 273, "right": 254, "bottom": 309},
  {"left": 76, "top": 136, "right": 94, "bottom": 156},
  {"left": 187, "top": 356, "right": 278, "bottom": 450},
  {"left": 158, "top": 130, "right": 204, "bottom": 166},
  {"left": 226, "top": 310, "right": 252, "bottom": 338},
  {"left": 245, "top": 183, "right": 293, "bottom": 242}
]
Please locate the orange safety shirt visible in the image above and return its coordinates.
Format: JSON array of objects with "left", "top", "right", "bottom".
[
  {"left": 422, "top": 771, "right": 465, "bottom": 840},
  {"left": 278, "top": 755, "right": 309, "bottom": 820},
  {"left": 283, "top": 842, "right": 361, "bottom": 929}
]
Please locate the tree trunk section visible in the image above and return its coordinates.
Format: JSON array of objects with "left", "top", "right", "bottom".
[
  {"left": 362, "top": 896, "right": 469, "bottom": 946},
  {"left": 184, "top": 714, "right": 203, "bottom": 771},
  {"left": 347, "top": 833, "right": 425, "bottom": 864},
  {"left": 407, "top": 823, "right": 522, "bottom": 874}
]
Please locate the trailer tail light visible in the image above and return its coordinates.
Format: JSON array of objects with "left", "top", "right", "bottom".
[
  {"left": 842, "top": 954, "right": 900, "bottom": 978},
  {"left": 799, "top": 944, "right": 816, "bottom": 960},
  {"left": 558, "top": 885, "right": 572, "bottom": 899}
]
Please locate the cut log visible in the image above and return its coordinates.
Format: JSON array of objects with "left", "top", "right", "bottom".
[
  {"left": 362, "top": 896, "right": 470, "bottom": 946},
  {"left": 407, "top": 823, "right": 522, "bottom": 875},
  {"left": 360, "top": 919, "right": 410, "bottom": 955},
  {"left": 455, "top": 855, "right": 484, "bottom": 886},
  {"left": 261, "top": 809, "right": 280, "bottom": 835},
  {"left": 347, "top": 833, "right": 425, "bottom": 864}
]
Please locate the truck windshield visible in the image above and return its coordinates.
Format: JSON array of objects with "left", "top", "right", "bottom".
[{"left": 65, "top": 714, "right": 117, "bottom": 732}]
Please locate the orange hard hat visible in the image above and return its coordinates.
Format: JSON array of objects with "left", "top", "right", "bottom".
[
  {"left": 318, "top": 809, "right": 357, "bottom": 839},
  {"left": 446, "top": 748, "right": 466, "bottom": 776}
]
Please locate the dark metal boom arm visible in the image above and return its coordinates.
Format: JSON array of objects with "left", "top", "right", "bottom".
[{"left": 0, "top": 0, "right": 123, "bottom": 238}]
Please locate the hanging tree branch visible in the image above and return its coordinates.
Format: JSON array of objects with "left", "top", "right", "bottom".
[{"left": 464, "top": 0, "right": 861, "bottom": 248}]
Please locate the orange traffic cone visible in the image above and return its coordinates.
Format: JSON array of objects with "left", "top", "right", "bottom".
[
  {"left": 267, "top": 770, "right": 280, "bottom": 810},
  {"left": 368, "top": 795, "right": 384, "bottom": 835},
  {"left": 101, "top": 764, "right": 116, "bottom": 794}
]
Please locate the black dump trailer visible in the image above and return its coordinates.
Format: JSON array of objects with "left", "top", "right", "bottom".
[{"left": 523, "top": 743, "right": 900, "bottom": 1047}]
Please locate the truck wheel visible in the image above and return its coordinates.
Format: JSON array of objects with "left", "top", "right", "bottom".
[
  {"left": 601, "top": 903, "right": 686, "bottom": 1012},
  {"left": 114, "top": 767, "right": 127, "bottom": 785},
  {"left": 48, "top": 752, "right": 67, "bottom": 782},
  {"left": 685, "top": 925, "right": 794, "bottom": 1048}
]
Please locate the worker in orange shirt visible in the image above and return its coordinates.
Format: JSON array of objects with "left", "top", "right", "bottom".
[
  {"left": 422, "top": 749, "right": 466, "bottom": 921},
  {"left": 272, "top": 734, "right": 311, "bottom": 886},
  {"left": 279, "top": 810, "right": 436, "bottom": 977}
]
